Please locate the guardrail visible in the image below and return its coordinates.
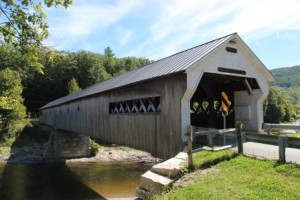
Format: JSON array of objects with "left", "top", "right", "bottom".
[
  {"left": 186, "top": 123, "right": 300, "bottom": 169},
  {"left": 263, "top": 123, "right": 300, "bottom": 134},
  {"left": 185, "top": 124, "right": 240, "bottom": 169}
]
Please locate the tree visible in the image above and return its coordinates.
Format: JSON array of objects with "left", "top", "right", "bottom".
[
  {"left": 73, "top": 51, "right": 110, "bottom": 88},
  {"left": 104, "top": 47, "right": 114, "bottom": 57},
  {"left": 67, "top": 77, "right": 80, "bottom": 94},
  {"left": 0, "top": 0, "right": 72, "bottom": 72},
  {"left": 264, "top": 87, "right": 296, "bottom": 123},
  {"left": 0, "top": 68, "right": 26, "bottom": 135}
]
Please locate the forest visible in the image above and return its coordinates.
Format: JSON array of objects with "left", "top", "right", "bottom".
[
  {"left": 0, "top": 45, "right": 151, "bottom": 136},
  {"left": 264, "top": 65, "right": 300, "bottom": 123}
]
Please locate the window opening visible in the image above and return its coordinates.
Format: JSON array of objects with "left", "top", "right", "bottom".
[{"left": 109, "top": 96, "right": 161, "bottom": 114}]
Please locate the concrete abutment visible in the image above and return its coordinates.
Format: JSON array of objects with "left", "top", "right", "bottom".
[{"left": 44, "top": 128, "right": 90, "bottom": 161}]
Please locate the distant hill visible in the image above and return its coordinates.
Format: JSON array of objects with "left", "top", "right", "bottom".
[
  {"left": 270, "top": 65, "right": 300, "bottom": 106},
  {"left": 271, "top": 65, "right": 300, "bottom": 87}
]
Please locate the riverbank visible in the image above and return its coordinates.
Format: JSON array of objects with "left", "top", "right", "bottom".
[
  {"left": 0, "top": 142, "right": 160, "bottom": 164},
  {"left": 67, "top": 145, "right": 160, "bottom": 163}
]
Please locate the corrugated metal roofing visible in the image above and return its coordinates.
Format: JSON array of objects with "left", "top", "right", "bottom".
[{"left": 41, "top": 33, "right": 236, "bottom": 109}]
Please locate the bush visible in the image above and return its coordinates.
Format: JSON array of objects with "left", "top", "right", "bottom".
[
  {"left": 89, "top": 138, "right": 100, "bottom": 156},
  {"left": 0, "top": 68, "right": 26, "bottom": 136}
]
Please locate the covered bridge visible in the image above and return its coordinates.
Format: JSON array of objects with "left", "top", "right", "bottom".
[{"left": 40, "top": 33, "right": 275, "bottom": 159}]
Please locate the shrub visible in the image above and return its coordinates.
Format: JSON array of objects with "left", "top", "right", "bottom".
[{"left": 89, "top": 138, "right": 100, "bottom": 156}]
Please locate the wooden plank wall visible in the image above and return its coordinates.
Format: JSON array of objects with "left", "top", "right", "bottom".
[{"left": 40, "top": 73, "right": 187, "bottom": 159}]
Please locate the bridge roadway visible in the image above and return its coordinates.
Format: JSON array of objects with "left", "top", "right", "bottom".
[{"left": 233, "top": 142, "right": 300, "bottom": 165}]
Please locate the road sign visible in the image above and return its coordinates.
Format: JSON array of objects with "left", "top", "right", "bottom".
[
  {"left": 221, "top": 91, "right": 231, "bottom": 129},
  {"left": 221, "top": 91, "right": 231, "bottom": 116}
]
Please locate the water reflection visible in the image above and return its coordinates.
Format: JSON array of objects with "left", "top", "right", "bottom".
[{"left": 0, "top": 162, "right": 151, "bottom": 200}]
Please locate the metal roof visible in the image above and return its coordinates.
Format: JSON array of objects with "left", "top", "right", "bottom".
[{"left": 41, "top": 33, "right": 236, "bottom": 109}]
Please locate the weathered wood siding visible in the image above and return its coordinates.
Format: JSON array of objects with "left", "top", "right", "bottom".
[{"left": 40, "top": 73, "right": 187, "bottom": 159}]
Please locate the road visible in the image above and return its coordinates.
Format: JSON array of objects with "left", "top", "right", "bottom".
[{"left": 233, "top": 142, "right": 300, "bottom": 165}]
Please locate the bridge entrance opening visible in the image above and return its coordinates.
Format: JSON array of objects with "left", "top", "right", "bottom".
[{"left": 190, "top": 72, "right": 260, "bottom": 129}]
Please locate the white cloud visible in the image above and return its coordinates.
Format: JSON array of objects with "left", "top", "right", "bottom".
[
  {"left": 215, "top": 0, "right": 300, "bottom": 41},
  {"left": 44, "top": 0, "right": 141, "bottom": 48},
  {"left": 116, "top": 26, "right": 133, "bottom": 46},
  {"left": 133, "top": 0, "right": 300, "bottom": 60},
  {"left": 44, "top": 0, "right": 300, "bottom": 62}
]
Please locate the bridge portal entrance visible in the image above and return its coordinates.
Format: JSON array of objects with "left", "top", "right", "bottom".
[{"left": 190, "top": 72, "right": 260, "bottom": 129}]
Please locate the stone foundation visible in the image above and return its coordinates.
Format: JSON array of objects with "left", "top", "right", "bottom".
[{"left": 44, "top": 128, "right": 90, "bottom": 160}]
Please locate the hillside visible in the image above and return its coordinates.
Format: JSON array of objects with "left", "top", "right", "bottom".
[
  {"left": 270, "top": 65, "right": 300, "bottom": 106},
  {"left": 271, "top": 65, "right": 300, "bottom": 87}
]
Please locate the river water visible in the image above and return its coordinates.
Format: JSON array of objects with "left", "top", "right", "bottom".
[{"left": 0, "top": 161, "right": 152, "bottom": 200}]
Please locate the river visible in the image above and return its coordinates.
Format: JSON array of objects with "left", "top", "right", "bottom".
[{"left": 0, "top": 161, "right": 152, "bottom": 200}]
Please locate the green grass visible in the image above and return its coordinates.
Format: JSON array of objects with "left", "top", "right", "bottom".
[
  {"left": 192, "top": 150, "right": 236, "bottom": 169},
  {"left": 289, "top": 132, "right": 300, "bottom": 138},
  {"left": 157, "top": 151, "right": 300, "bottom": 200}
]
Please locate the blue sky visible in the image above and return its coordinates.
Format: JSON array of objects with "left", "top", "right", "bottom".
[{"left": 44, "top": 0, "right": 300, "bottom": 70}]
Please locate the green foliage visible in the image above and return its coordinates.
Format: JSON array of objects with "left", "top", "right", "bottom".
[
  {"left": 104, "top": 46, "right": 115, "bottom": 57},
  {"left": 0, "top": 45, "right": 151, "bottom": 114},
  {"left": 89, "top": 138, "right": 100, "bottom": 157},
  {"left": 73, "top": 50, "right": 110, "bottom": 88},
  {"left": 0, "top": 68, "right": 26, "bottom": 136},
  {"left": 67, "top": 77, "right": 81, "bottom": 94},
  {"left": 157, "top": 155, "right": 300, "bottom": 200},
  {"left": 271, "top": 65, "right": 300, "bottom": 88},
  {"left": 264, "top": 87, "right": 296, "bottom": 123},
  {"left": 0, "top": 0, "right": 72, "bottom": 72},
  {"left": 19, "top": 48, "right": 151, "bottom": 113},
  {"left": 289, "top": 132, "right": 300, "bottom": 138},
  {"left": 270, "top": 65, "right": 300, "bottom": 119}
]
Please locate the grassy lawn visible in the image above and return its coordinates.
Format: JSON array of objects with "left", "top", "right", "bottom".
[{"left": 157, "top": 151, "right": 300, "bottom": 200}]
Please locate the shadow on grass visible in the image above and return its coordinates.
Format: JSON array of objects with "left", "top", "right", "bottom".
[{"left": 197, "top": 152, "right": 239, "bottom": 169}]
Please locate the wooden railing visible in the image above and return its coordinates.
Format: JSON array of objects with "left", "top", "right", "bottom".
[
  {"left": 186, "top": 123, "right": 240, "bottom": 169},
  {"left": 186, "top": 123, "right": 300, "bottom": 168}
]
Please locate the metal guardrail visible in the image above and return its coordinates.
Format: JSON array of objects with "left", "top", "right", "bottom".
[
  {"left": 186, "top": 123, "right": 300, "bottom": 168},
  {"left": 262, "top": 123, "right": 300, "bottom": 134}
]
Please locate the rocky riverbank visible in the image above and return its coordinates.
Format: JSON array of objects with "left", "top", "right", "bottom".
[
  {"left": 67, "top": 145, "right": 160, "bottom": 163},
  {"left": 0, "top": 122, "right": 160, "bottom": 164},
  {"left": 0, "top": 142, "right": 160, "bottom": 164}
]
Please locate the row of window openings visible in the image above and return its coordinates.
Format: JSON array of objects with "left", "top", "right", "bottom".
[
  {"left": 41, "top": 97, "right": 161, "bottom": 115},
  {"left": 110, "top": 97, "right": 161, "bottom": 114},
  {"left": 41, "top": 106, "right": 80, "bottom": 116}
]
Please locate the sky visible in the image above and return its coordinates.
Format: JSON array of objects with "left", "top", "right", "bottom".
[{"left": 44, "top": 0, "right": 300, "bottom": 70}]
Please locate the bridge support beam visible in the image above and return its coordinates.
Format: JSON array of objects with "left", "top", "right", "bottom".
[{"left": 44, "top": 128, "right": 90, "bottom": 161}]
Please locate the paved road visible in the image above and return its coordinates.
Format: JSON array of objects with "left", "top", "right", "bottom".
[{"left": 233, "top": 142, "right": 300, "bottom": 165}]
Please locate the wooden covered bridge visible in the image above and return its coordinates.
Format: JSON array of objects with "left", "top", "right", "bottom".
[{"left": 39, "top": 33, "right": 275, "bottom": 159}]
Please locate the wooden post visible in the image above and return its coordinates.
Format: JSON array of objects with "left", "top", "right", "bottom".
[
  {"left": 264, "top": 123, "right": 271, "bottom": 135},
  {"left": 187, "top": 125, "right": 194, "bottom": 170},
  {"left": 241, "top": 132, "right": 246, "bottom": 143},
  {"left": 208, "top": 133, "right": 213, "bottom": 146},
  {"left": 236, "top": 122, "right": 243, "bottom": 154},
  {"left": 278, "top": 136, "right": 288, "bottom": 163}
]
